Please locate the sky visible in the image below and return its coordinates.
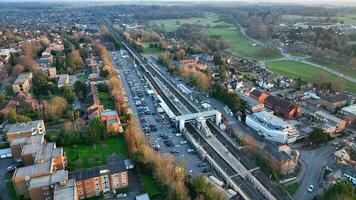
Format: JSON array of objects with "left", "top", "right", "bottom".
[{"left": 0, "top": 0, "right": 355, "bottom": 6}]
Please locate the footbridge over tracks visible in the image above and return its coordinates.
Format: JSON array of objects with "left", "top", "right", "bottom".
[{"left": 175, "top": 110, "right": 222, "bottom": 132}]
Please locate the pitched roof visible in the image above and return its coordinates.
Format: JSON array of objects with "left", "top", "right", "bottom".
[{"left": 322, "top": 93, "right": 349, "bottom": 103}]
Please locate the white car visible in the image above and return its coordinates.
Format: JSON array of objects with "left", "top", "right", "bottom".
[
  {"left": 176, "top": 133, "right": 182, "bottom": 137},
  {"left": 117, "top": 193, "right": 127, "bottom": 198},
  {"left": 187, "top": 149, "right": 195, "bottom": 153},
  {"left": 307, "top": 185, "right": 314, "bottom": 192},
  {"left": 180, "top": 140, "right": 187, "bottom": 145}
]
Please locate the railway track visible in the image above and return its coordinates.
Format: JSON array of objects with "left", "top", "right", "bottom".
[{"left": 102, "top": 21, "right": 281, "bottom": 200}]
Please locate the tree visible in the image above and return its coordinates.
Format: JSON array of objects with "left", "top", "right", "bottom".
[
  {"left": 0, "top": 92, "right": 5, "bottom": 104},
  {"left": 74, "top": 80, "right": 87, "bottom": 99},
  {"left": 62, "top": 86, "right": 75, "bottom": 104},
  {"left": 317, "top": 181, "right": 355, "bottom": 200},
  {"left": 309, "top": 127, "right": 329, "bottom": 146},
  {"left": 8, "top": 109, "right": 31, "bottom": 123},
  {"left": 43, "top": 97, "right": 68, "bottom": 122},
  {"left": 88, "top": 117, "right": 107, "bottom": 144},
  {"left": 32, "top": 72, "right": 51, "bottom": 96}
]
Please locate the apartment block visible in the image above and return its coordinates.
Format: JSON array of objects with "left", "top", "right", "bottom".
[
  {"left": 10, "top": 135, "right": 45, "bottom": 162},
  {"left": 69, "top": 155, "right": 128, "bottom": 199},
  {"left": 6, "top": 120, "right": 45, "bottom": 143},
  {"left": 12, "top": 72, "right": 33, "bottom": 93}
]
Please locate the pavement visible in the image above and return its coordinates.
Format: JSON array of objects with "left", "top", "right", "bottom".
[
  {"left": 294, "top": 132, "right": 356, "bottom": 200},
  {"left": 0, "top": 158, "right": 13, "bottom": 200},
  {"left": 112, "top": 51, "right": 211, "bottom": 177}
]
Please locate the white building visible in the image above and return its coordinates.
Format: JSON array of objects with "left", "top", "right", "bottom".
[{"left": 246, "top": 110, "right": 299, "bottom": 144}]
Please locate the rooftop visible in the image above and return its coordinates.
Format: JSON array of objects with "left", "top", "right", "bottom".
[
  {"left": 53, "top": 179, "right": 76, "bottom": 200},
  {"left": 13, "top": 72, "right": 32, "bottom": 84},
  {"left": 7, "top": 120, "right": 44, "bottom": 135},
  {"left": 29, "top": 170, "right": 68, "bottom": 189},
  {"left": 10, "top": 135, "right": 43, "bottom": 146},
  {"left": 315, "top": 110, "right": 346, "bottom": 124},
  {"left": 322, "top": 93, "right": 349, "bottom": 103},
  {"left": 69, "top": 155, "right": 126, "bottom": 181},
  {"left": 14, "top": 161, "right": 52, "bottom": 178},
  {"left": 100, "top": 110, "right": 119, "bottom": 117},
  {"left": 340, "top": 104, "right": 356, "bottom": 116},
  {"left": 252, "top": 110, "right": 290, "bottom": 128}
]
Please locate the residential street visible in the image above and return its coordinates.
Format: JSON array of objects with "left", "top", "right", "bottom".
[{"left": 0, "top": 158, "right": 13, "bottom": 200}]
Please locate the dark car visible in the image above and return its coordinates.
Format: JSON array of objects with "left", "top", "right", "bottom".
[
  {"left": 160, "top": 134, "right": 169, "bottom": 139},
  {"left": 202, "top": 168, "right": 211, "bottom": 173},
  {"left": 170, "top": 149, "right": 180, "bottom": 154}
]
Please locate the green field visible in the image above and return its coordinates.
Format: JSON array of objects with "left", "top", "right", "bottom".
[
  {"left": 285, "top": 183, "right": 300, "bottom": 196},
  {"left": 282, "top": 14, "right": 356, "bottom": 26},
  {"left": 99, "top": 92, "right": 115, "bottom": 109},
  {"left": 266, "top": 60, "right": 356, "bottom": 93},
  {"left": 205, "top": 27, "right": 265, "bottom": 60},
  {"left": 307, "top": 59, "right": 356, "bottom": 80},
  {"left": 64, "top": 136, "right": 129, "bottom": 170},
  {"left": 143, "top": 42, "right": 161, "bottom": 53},
  {"left": 140, "top": 175, "right": 163, "bottom": 199},
  {"left": 147, "top": 13, "right": 231, "bottom": 32}
]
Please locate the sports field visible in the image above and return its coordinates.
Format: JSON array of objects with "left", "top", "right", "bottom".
[
  {"left": 266, "top": 60, "right": 356, "bottom": 93},
  {"left": 147, "top": 13, "right": 231, "bottom": 32},
  {"left": 205, "top": 27, "right": 264, "bottom": 60},
  {"left": 282, "top": 14, "right": 356, "bottom": 26}
]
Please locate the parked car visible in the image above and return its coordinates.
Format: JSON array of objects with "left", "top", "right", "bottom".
[
  {"left": 187, "top": 149, "right": 195, "bottom": 153},
  {"left": 117, "top": 193, "right": 127, "bottom": 198},
  {"left": 6, "top": 165, "right": 16, "bottom": 174},
  {"left": 202, "top": 168, "right": 211, "bottom": 173},
  {"left": 180, "top": 140, "right": 187, "bottom": 145},
  {"left": 307, "top": 185, "right": 314, "bottom": 192}
]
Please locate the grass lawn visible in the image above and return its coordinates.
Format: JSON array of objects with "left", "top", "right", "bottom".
[
  {"left": 307, "top": 59, "right": 356, "bottom": 80},
  {"left": 266, "top": 60, "right": 356, "bottom": 93},
  {"left": 147, "top": 12, "right": 231, "bottom": 32},
  {"left": 64, "top": 136, "right": 129, "bottom": 170},
  {"left": 285, "top": 183, "right": 300, "bottom": 196},
  {"left": 140, "top": 174, "right": 163, "bottom": 199},
  {"left": 205, "top": 27, "right": 266, "bottom": 60},
  {"left": 143, "top": 42, "right": 161, "bottom": 54},
  {"left": 99, "top": 92, "right": 115, "bottom": 109},
  {"left": 282, "top": 14, "right": 356, "bottom": 26},
  {"left": 77, "top": 73, "right": 88, "bottom": 81},
  {"left": 6, "top": 180, "right": 18, "bottom": 200}
]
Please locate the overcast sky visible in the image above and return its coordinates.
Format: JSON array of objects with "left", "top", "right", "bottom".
[{"left": 0, "top": 0, "right": 355, "bottom": 6}]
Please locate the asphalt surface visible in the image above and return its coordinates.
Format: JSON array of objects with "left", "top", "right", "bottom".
[
  {"left": 112, "top": 51, "right": 210, "bottom": 176},
  {"left": 0, "top": 158, "right": 13, "bottom": 200}
]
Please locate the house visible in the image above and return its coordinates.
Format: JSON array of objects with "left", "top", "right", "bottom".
[
  {"left": 0, "top": 100, "right": 19, "bottom": 115},
  {"left": 12, "top": 72, "right": 33, "bottom": 93},
  {"left": 315, "top": 111, "right": 347, "bottom": 135},
  {"left": 249, "top": 88, "right": 269, "bottom": 104},
  {"left": 41, "top": 67, "right": 57, "bottom": 78},
  {"left": 238, "top": 92, "right": 265, "bottom": 114},
  {"left": 69, "top": 155, "right": 128, "bottom": 199},
  {"left": 321, "top": 93, "right": 349, "bottom": 113},
  {"left": 6, "top": 120, "right": 45, "bottom": 143},
  {"left": 16, "top": 92, "right": 40, "bottom": 111},
  {"left": 100, "top": 110, "right": 123, "bottom": 135},
  {"left": 338, "top": 104, "right": 356, "bottom": 125},
  {"left": 264, "top": 95, "right": 301, "bottom": 119},
  {"left": 262, "top": 143, "right": 300, "bottom": 175},
  {"left": 87, "top": 83, "right": 104, "bottom": 120},
  {"left": 57, "top": 74, "right": 70, "bottom": 88},
  {"left": 179, "top": 59, "right": 208, "bottom": 71},
  {"left": 249, "top": 88, "right": 301, "bottom": 119}
]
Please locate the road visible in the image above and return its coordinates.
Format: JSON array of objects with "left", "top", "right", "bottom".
[
  {"left": 294, "top": 132, "right": 356, "bottom": 200},
  {"left": 234, "top": 19, "right": 356, "bottom": 84},
  {"left": 0, "top": 158, "right": 13, "bottom": 200},
  {"left": 264, "top": 56, "right": 356, "bottom": 84}
]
